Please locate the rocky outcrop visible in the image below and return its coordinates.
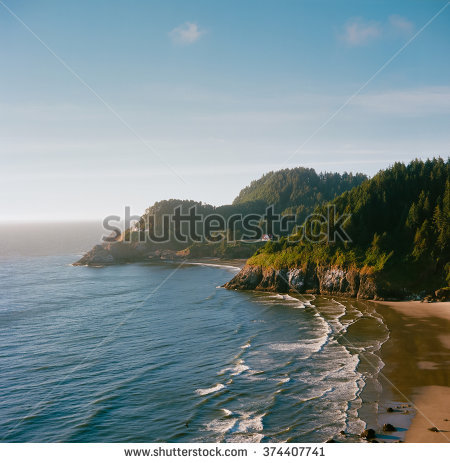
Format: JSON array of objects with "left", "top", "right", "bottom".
[
  {"left": 73, "top": 242, "right": 148, "bottom": 266},
  {"left": 73, "top": 239, "right": 261, "bottom": 266},
  {"left": 361, "top": 429, "right": 376, "bottom": 440},
  {"left": 433, "top": 287, "right": 450, "bottom": 302},
  {"left": 382, "top": 423, "right": 397, "bottom": 432},
  {"left": 73, "top": 241, "right": 192, "bottom": 266},
  {"left": 224, "top": 264, "right": 386, "bottom": 299}
]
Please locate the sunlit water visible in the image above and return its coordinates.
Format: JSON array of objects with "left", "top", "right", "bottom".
[{"left": 0, "top": 248, "right": 390, "bottom": 442}]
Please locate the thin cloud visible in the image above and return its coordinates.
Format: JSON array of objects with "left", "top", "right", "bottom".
[
  {"left": 340, "top": 15, "right": 414, "bottom": 46},
  {"left": 352, "top": 87, "right": 450, "bottom": 116},
  {"left": 169, "top": 22, "right": 205, "bottom": 45},
  {"left": 341, "top": 18, "right": 382, "bottom": 46},
  {"left": 389, "top": 15, "right": 415, "bottom": 36}
]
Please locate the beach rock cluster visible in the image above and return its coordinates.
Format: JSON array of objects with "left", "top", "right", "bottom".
[
  {"left": 422, "top": 287, "right": 450, "bottom": 302},
  {"left": 224, "top": 264, "right": 387, "bottom": 299},
  {"left": 382, "top": 423, "right": 397, "bottom": 432},
  {"left": 360, "top": 429, "right": 376, "bottom": 440}
]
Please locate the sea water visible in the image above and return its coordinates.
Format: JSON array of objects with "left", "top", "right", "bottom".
[{"left": 0, "top": 223, "right": 389, "bottom": 442}]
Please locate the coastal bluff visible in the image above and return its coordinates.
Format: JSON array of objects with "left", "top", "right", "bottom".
[
  {"left": 224, "top": 264, "right": 396, "bottom": 300},
  {"left": 73, "top": 242, "right": 183, "bottom": 266},
  {"left": 73, "top": 240, "right": 263, "bottom": 266}
]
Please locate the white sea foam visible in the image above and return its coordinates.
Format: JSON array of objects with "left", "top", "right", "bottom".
[
  {"left": 227, "top": 433, "right": 264, "bottom": 443},
  {"left": 290, "top": 385, "right": 334, "bottom": 403},
  {"left": 261, "top": 293, "right": 305, "bottom": 309},
  {"left": 274, "top": 376, "right": 291, "bottom": 384},
  {"left": 231, "top": 361, "right": 250, "bottom": 376},
  {"left": 195, "top": 383, "right": 225, "bottom": 396},
  {"left": 220, "top": 359, "right": 249, "bottom": 376},
  {"left": 206, "top": 417, "right": 237, "bottom": 434},
  {"left": 269, "top": 341, "right": 321, "bottom": 353},
  {"left": 202, "top": 296, "right": 388, "bottom": 443},
  {"left": 268, "top": 319, "right": 330, "bottom": 356},
  {"left": 189, "top": 262, "right": 242, "bottom": 272},
  {"left": 270, "top": 294, "right": 300, "bottom": 303},
  {"left": 206, "top": 410, "right": 265, "bottom": 442},
  {"left": 236, "top": 413, "right": 265, "bottom": 433}
]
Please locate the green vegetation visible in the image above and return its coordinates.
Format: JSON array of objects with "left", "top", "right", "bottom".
[
  {"left": 233, "top": 167, "right": 367, "bottom": 224},
  {"left": 250, "top": 158, "right": 450, "bottom": 294},
  {"left": 183, "top": 241, "right": 266, "bottom": 259},
  {"left": 80, "top": 158, "right": 448, "bottom": 297},
  {"left": 121, "top": 167, "right": 368, "bottom": 248}
]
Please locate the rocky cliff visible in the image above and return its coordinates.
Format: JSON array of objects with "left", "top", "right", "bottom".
[{"left": 224, "top": 264, "right": 387, "bottom": 299}]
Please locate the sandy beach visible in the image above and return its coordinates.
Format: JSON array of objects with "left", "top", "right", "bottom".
[
  {"left": 374, "top": 301, "right": 450, "bottom": 443},
  {"left": 187, "top": 257, "right": 248, "bottom": 268}
]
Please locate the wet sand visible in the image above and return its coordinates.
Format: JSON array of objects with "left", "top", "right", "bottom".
[
  {"left": 376, "top": 301, "right": 450, "bottom": 321},
  {"left": 374, "top": 301, "right": 450, "bottom": 443}
]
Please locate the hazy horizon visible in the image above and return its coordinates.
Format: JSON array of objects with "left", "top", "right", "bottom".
[{"left": 0, "top": 155, "right": 445, "bottom": 224}]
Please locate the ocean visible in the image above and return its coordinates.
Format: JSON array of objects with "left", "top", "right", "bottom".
[{"left": 0, "top": 223, "right": 390, "bottom": 443}]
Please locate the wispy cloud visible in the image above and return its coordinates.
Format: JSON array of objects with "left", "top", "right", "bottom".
[
  {"left": 388, "top": 15, "right": 415, "bottom": 36},
  {"left": 169, "top": 22, "right": 205, "bottom": 45},
  {"left": 340, "top": 15, "right": 415, "bottom": 46},
  {"left": 352, "top": 86, "right": 450, "bottom": 116},
  {"left": 341, "top": 18, "right": 382, "bottom": 46}
]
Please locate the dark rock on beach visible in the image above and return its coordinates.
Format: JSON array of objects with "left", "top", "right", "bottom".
[
  {"left": 361, "top": 429, "right": 376, "bottom": 440},
  {"left": 382, "top": 423, "right": 397, "bottom": 432},
  {"left": 434, "top": 287, "right": 450, "bottom": 302}
]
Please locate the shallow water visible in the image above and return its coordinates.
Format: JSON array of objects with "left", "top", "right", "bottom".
[{"left": 0, "top": 253, "right": 391, "bottom": 442}]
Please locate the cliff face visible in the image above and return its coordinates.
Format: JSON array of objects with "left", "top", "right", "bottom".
[{"left": 224, "top": 264, "right": 384, "bottom": 299}]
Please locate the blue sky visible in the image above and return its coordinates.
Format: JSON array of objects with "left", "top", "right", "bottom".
[{"left": 0, "top": 0, "right": 449, "bottom": 221}]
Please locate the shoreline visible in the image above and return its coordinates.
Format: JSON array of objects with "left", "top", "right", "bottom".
[
  {"left": 172, "top": 257, "right": 247, "bottom": 270},
  {"left": 374, "top": 300, "right": 450, "bottom": 321},
  {"left": 374, "top": 300, "right": 450, "bottom": 443},
  {"left": 73, "top": 256, "right": 248, "bottom": 270},
  {"left": 71, "top": 256, "right": 449, "bottom": 442}
]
